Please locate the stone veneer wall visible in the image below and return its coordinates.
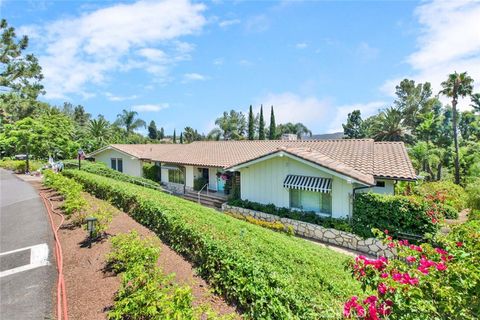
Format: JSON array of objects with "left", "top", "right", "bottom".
[
  {"left": 222, "top": 204, "right": 394, "bottom": 257},
  {"left": 162, "top": 182, "right": 185, "bottom": 194}
]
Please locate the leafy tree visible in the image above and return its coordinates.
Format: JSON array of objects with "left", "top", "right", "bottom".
[
  {"left": 73, "top": 105, "right": 90, "bottom": 127},
  {"left": 471, "top": 93, "right": 480, "bottom": 113},
  {"left": 248, "top": 105, "right": 254, "bottom": 140},
  {"left": 343, "top": 110, "right": 365, "bottom": 139},
  {"left": 157, "top": 127, "right": 165, "bottom": 140},
  {"left": 258, "top": 105, "right": 265, "bottom": 140},
  {"left": 372, "top": 107, "right": 409, "bottom": 141},
  {"left": 173, "top": 129, "right": 176, "bottom": 144},
  {"left": 440, "top": 71, "right": 474, "bottom": 184},
  {"left": 115, "top": 109, "right": 146, "bottom": 134},
  {"left": 183, "top": 126, "right": 202, "bottom": 143},
  {"left": 0, "top": 19, "right": 45, "bottom": 121},
  {"left": 459, "top": 111, "right": 479, "bottom": 141},
  {"left": 276, "top": 122, "right": 312, "bottom": 139},
  {"left": 210, "top": 110, "right": 247, "bottom": 140},
  {"left": 269, "top": 106, "right": 276, "bottom": 140},
  {"left": 148, "top": 120, "right": 158, "bottom": 140}
]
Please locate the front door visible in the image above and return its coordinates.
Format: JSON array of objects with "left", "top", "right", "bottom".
[{"left": 217, "top": 172, "right": 226, "bottom": 191}]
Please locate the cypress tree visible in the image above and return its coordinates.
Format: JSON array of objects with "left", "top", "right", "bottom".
[
  {"left": 173, "top": 129, "right": 176, "bottom": 144},
  {"left": 258, "top": 105, "right": 265, "bottom": 140},
  {"left": 248, "top": 105, "right": 254, "bottom": 140},
  {"left": 269, "top": 105, "right": 276, "bottom": 140},
  {"left": 148, "top": 120, "right": 158, "bottom": 140},
  {"left": 180, "top": 132, "right": 183, "bottom": 144}
]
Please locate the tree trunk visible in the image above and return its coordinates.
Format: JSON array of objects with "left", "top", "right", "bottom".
[
  {"left": 452, "top": 98, "right": 460, "bottom": 185},
  {"left": 436, "top": 162, "right": 442, "bottom": 181}
]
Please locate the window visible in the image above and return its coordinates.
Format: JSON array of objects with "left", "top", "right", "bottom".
[
  {"left": 289, "top": 189, "right": 332, "bottom": 215},
  {"left": 110, "top": 158, "right": 123, "bottom": 173},
  {"left": 376, "top": 181, "right": 386, "bottom": 188},
  {"left": 168, "top": 169, "right": 184, "bottom": 184}
]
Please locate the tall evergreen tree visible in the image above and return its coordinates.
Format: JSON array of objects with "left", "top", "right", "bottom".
[
  {"left": 269, "top": 105, "right": 276, "bottom": 139},
  {"left": 173, "top": 129, "right": 176, "bottom": 143},
  {"left": 248, "top": 105, "right": 254, "bottom": 140},
  {"left": 148, "top": 120, "right": 158, "bottom": 140},
  {"left": 343, "top": 110, "right": 365, "bottom": 139},
  {"left": 258, "top": 105, "right": 265, "bottom": 140},
  {"left": 179, "top": 132, "right": 183, "bottom": 144},
  {"left": 157, "top": 127, "right": 165, "bottom": 140}
]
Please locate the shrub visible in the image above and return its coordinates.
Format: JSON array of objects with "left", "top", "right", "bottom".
[
  {"left": 106, "top": 231, "right": 160, "bottom": 274},
  {"left": 64, "top": 169, "right": 362, "bottom": 319},
  {"left": 352, "top": 193, "right": 438, "bottom": 239},
  {"left": 142, "top": 163, "right": 160, "bottom": 182},
  {"left": 343, "top": 221, "right": 480, "bottom": 319},
  {"left": 193, "top": 176, "right": 208, "bottom": 191},
  {"left": 228, "top": 198, "right": 353, "bottom": 234},
  {"left": 0, "top": 159, "right": 42, "bottom": 173},
  {"left": 416, "top": 181, "right": 467, "bottom": 211},
  {"left": 43, "top": 170, "right": 87, "bottom": 215},
  {"left": 465, "top": 178, "right": 480, "bottom": 210},
  {"left": 225, "top": 212, "right": 294, "bottom": 235}
]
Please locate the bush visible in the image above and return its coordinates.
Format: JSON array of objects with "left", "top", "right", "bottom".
[
  {"left": 43, "top": 170, "right": 87, "bottom": 215},
  {"left": 64, "top": 169, "right": 362, "bottom": 319},
  {"left": 465, "top": 178, "right": 480, "bottom": 210},
  {"left": 0, "top": 159, "right": 42, "bottom": 173},
  {"left": 193, "top": 176, "right": 208, "bottom": 191},
  {"left": 63, "top": 159, "right": 163, "bottom": 191},
  {"left": 416, "top": 181, "right": 467, "bottom": 211},
  {"left": 225, "top": 212, "right": 294, "bottom": 235},
  {"left": 106, "top": 231, "right": 160, "bottom": 274},
  {"left": 352, "top": 193, "right": 438, "bottom": 239},
  {"left": 228, "top": 198, "right": 353, "bottom": 234},
  {"left": 142, "top": 163, "right": 160, "bottom": 182},
  {"left": 343, "top": 220, "right": 480, "bottom": 319}
]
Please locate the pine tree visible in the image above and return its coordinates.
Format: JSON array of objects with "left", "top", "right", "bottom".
[
  {"left": 157, "top": 127, "right": 164, "bottom": 140},
  {"left": 148, "top": 120, "right": 158, "bottom": 139},
  {"left": 269, "top": 105, "right": 276, "bottom": 139},
  {"left": 173, "top": 129, "right": 176, "bottom": 144},
  {"left": 248, "top": 105, "right": 254, "bottom": 140},
  {"left": 180, "top": 132, "right": 183, "bottom": 144},
  {"left": 258, "top": 105, "right": 265, "bottom": 140}
]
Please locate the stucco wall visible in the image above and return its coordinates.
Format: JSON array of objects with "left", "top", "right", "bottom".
[
  {"left": 357, "top": 179, "right": 395, "bottom": 195},
  {"left": 94, "top": 148, "right": 143, "bottom": 177},
  {"left": 238, "top": 156, "right": 353, "bottom": 218}
]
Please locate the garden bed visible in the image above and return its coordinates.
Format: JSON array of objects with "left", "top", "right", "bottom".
[{"left": 29, "top": 180, "right": 238, "bottom": 319}]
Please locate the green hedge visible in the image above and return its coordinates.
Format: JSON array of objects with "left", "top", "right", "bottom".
[
  {"left": 142, "top": 163, "right": 160, "bottom": 182},
  {"left": 352, "top": 193, "right": 438, "bottom": 238},
  {"left": 416, "top": 181, "right": 467, "bottom": 211},
  {"left": 0, "top": 159, "right": 43, "bottom": 173},
  {"left": 228, "top": 198, "right": 353, "bottom": 234},
  {"left": 63, "top": 169, "right": 362, "bottom": 319},
  {"left": 63, "top": 160, "right": 163, "bottom": 191}
]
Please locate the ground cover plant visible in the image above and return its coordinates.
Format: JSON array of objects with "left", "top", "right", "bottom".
[
  {"left": 343, "top": 220, "right": 480, "bottom": 320},
  {"left": 63, "top": 169, "right": 362, "bottom": 319}
]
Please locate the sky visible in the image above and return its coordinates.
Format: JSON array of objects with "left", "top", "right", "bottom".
[{"left": 2, "top": 0, "right": 480, "bottom": 135}]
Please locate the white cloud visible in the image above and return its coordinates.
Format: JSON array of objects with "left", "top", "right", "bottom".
[
  {"left": 245, "top": 14, "right": 270, "bottom": 33},
  {"left": 105, "top": 92, "right": 139, "bottom": 102},
  {"left": 239, "top": 59, "right": 252, "bottom": 66},
  {"left": 183, "top": 73, "right": 207, "bottom": 82},
  {"left": 25, "top": 0, "right": 206, "bottom": 99},
  {"left": 132, "top": 103, "right": 169, "bottom": 112},
  {"left": 382, "top": 0, "right": 480, "bottom": 110},
  {"left": 329, "top": 101, "right": 386, "bottom": 133},
  {"left": 295, "top": 42, "right": 308, "bottom": 49},
  {"left": 356, "top": 42, "right": 379, "bottom": 61},
  {"left": 219, "top": 19, "right": 240, "bottom": 28},
  {"left": 213, "top": 57, "right": 224, "bottom": 65}
]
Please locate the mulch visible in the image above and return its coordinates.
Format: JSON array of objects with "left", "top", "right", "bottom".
[{"left": 29, "top": 181, "right": 240, "bottom": 320}]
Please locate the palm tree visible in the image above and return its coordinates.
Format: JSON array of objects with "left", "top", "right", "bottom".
[
  {"left": 115, "top": 109, "right": 146, "bottom": 134},
  {"left": 372, "top": 107, "right": 409, "bottom": 141},
  {"left": 276, "top": 122, "right": 312, "bottom": 139},
  {"left": 440, "top": 72, "right": 474, "bottom": 184},
  {"left": 88, "top": 117, "right": 110, "bottom": 149},
  {"left": 471, "top": 93, "right": 480, "bottom": 113}
]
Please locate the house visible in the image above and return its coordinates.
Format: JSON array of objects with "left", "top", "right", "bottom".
[{"left": 87, "top": 139, "right": 417, "bottom": 218}]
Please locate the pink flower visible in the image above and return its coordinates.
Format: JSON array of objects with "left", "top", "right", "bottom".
[
  {"left": 384, "top": 229, "right": 389, "bottom": 235},
  {"left": 363, "top": 295, "right": 378, "bottom": 305},
  {"left": 388, "top": 242, "right": 395, "bottom": 248},
  {"left": 378, "top": 283, "right": 387, "bottom": 295},
  {"left": 436, "top": 262, "right": 447, "bottom": 271},
  {"left": 409, "top": 244, "right": 423, "bottom": 252},
  {"left": 435, "top": 248, "right": 448, "bottom": 255},
  {"left": 456, "top": 242, "right": 463, "bottom": 247},
  {"left": 381, "top": 272, "right": 389, "bottom": 278},
  {"left": 392, "top": 272, "right": 402, "bottom": 281},
  {"left": 399, "top": 239, "right": 409, "bottom": 246},
  {"left": 406, "top": 256, "right": 416, "bottom": 263}
]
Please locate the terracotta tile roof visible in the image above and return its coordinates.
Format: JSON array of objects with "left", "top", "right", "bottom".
[{"left": 93, "top": 139, "right": 416, "bottom": 184}]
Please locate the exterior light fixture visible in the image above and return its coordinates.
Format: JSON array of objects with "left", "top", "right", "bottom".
[{"left": 86, "top": 216, "right": 97, "bottom": 248}]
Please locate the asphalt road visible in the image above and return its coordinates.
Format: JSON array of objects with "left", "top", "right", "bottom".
[{"left": 0, "top": 169, "right": 55, "bottom": 320}]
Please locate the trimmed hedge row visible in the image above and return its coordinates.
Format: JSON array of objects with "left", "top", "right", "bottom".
[
  {"left": 63, "top": 169, "right": 362, "bottom": 319},
  {"left": 63, "top": 160, "right": 163, "bottom": 190},
  {"left": 227, "top": 198, "right": 353, "bottom": 233},
  {"left": 352, "top": 193, "right": 438, "bottom": 238}
]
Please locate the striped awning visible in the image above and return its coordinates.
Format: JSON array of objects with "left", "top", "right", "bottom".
[{"left": 283, "top": 175, "right": 332, "bottom": 193}]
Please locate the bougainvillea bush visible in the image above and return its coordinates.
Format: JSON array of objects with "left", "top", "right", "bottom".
[{"left": 343, "top": 222, "right": 480, "bottom": 320}]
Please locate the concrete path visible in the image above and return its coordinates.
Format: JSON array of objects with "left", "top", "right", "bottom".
[{"left": 0, "top": 169, "right": 55, "bottom": 320}]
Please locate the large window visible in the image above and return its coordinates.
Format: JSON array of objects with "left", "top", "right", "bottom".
[
  {"left": 110, "top": 158, "right": 123, "bottom": 173},
  {"left": 289, "top": 189, "right": 332, "bottom": 215},
  {"left": 168, "top": 169, "right": 184, "bottom": 184}
]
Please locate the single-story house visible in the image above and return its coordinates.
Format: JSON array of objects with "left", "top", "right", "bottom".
[{"left": 88, "top": 139, "right": 417, "bottom": 218}]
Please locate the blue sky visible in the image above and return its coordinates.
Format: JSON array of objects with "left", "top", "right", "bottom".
[{"left": 2, "top": 0, "right": 480, "bottom": 135}]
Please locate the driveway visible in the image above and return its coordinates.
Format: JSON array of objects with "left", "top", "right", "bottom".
[{"left": 0, "top": 169, "right": 55, "bottom": 319}]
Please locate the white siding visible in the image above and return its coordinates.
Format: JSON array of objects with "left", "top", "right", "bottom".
[
  {"left": 185, "top": 166, "right": 194, "bottom": 189},
  {"left": 357, "top": 179, "right": 395, "bottom": 195},
  {"left": 238, "top": 156, "right": 354, "bottom": 218},
  {"left": 94, "top": 149, "right": 143, "bottom": 177},
  {"left": 209, "top": 167, "right": 218, "bottom": 190}
]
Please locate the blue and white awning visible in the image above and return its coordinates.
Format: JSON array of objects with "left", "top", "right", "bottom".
[{"left": 283, "top": 175, "right": 332, "bottom": 193}]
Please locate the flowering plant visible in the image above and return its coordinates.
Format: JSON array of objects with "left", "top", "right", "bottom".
[{"left": 343, "top": 222, "right": 480, "bottom": 320}]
